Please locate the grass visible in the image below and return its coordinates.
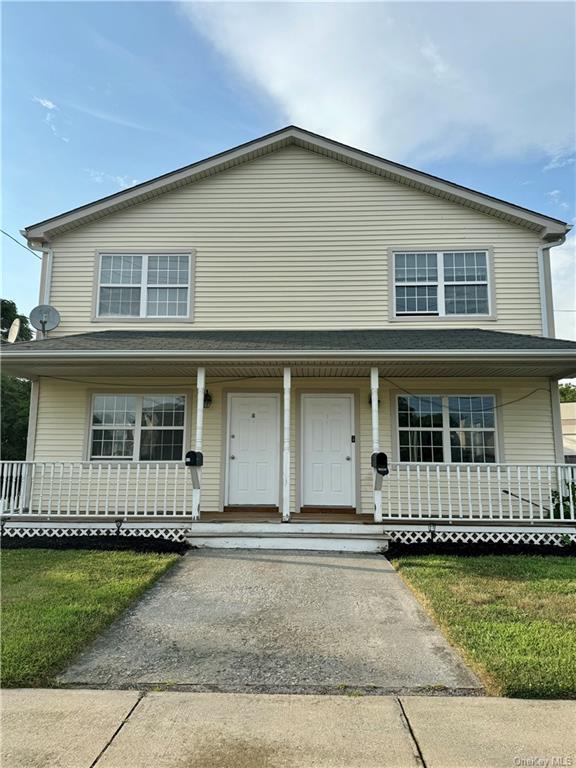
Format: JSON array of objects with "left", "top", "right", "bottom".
[
  {"left": 1, "top": 548, "right": 179, "bottom": 687},
  {"left": 392, "top": 554, "right": 576, "bottom": 699}
]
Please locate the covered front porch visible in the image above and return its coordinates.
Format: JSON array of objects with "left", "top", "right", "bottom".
[{"left": 2, "top": 330, "right": 576, "bottom": 547}]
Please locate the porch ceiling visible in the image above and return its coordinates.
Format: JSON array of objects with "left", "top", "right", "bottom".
[{"left": 3, "top": 358, "right": 576, "bottom": 380}]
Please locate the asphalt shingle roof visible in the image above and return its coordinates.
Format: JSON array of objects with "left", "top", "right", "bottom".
[{"left": 4, "top": 329, "right": 576, "bottom": 354}]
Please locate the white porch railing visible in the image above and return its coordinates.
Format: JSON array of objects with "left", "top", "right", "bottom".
[
  {"left": 382, "top": 462, "right": 576, "bottom": 523},
  {"left": 0, "top": 460, "right": 575, "bottom": 524},
  {"left": 0, "top": 462, "right": 192, "bottom": 518}
]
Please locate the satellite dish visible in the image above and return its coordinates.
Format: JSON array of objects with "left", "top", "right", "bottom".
[
  {"left": 29, "top": 305, "right": 61, "bottom": 337},
  {"left": 7, "top": 318, "right": 20, "bottom": 343}
]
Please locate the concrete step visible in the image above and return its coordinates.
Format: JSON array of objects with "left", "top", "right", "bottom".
[
  {"left": 188, "top": 522, "right": 386, "bottom": 535},
  {"left": 185, "top": 522, "right": 389, "bottom": 552}
]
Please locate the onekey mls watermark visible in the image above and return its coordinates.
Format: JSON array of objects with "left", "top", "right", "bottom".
[{"left": 513, "top": 758, "right": 573, "bottom": 767}]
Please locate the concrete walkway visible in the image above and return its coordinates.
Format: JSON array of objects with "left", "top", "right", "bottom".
[
  {"left": 59, "top": 550, "right": 481, "bottom": 694},
  {"left": 2, "top": 689, "right": 575, "bottom": 768}
]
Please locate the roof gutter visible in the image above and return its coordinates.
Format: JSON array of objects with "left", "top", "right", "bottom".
[{"left": 3, "top": 349, "right": 576, "bottom": 361}]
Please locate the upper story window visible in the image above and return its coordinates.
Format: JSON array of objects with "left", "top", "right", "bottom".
[
  {"left": 393, "top": 251, "right": 490, "bottom": 317},
  {"left": 90, "top": 393, "right": 186, "bottom": 461},
  {"left": 97, "top": 253, "right": 192, "bottom": 318}
]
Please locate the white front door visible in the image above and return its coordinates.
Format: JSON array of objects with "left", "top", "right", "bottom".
[
  {"left": 301, "top": 394, "right": 355, "bottom": 507},
  {"left": 227, "top": 394, "right": 280, "bottom": 506}
]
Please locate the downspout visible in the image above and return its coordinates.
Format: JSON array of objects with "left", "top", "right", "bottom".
[
  {"left": 20, "top": 232, "right": 53, "bottom": 335},
  {"left": 550, "top": 377, "right": 565, "bottom": 464},
  {"left": 541, "top": 232, "right": 569, "bottom": 462},
  {"left": 41, "top": 246, "right": 54, "bottom": 306},
  {"left": 538, "top": 235, "right": 565, "bottom": 338}
]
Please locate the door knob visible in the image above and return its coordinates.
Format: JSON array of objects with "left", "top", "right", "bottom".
[
  {"left": 231, "top": 455, "right": 236, "bottom": 460},
  {"left": 346, "top": 456, "right": 351, "bottom": 461}
]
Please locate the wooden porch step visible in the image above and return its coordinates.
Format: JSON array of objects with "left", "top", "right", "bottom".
[
  {"left": 208, "top": 508, "right": 375, "bottom": 524},
  {"left": 223, "top": 506, "right": 280, "bottom": 515},
  {"left": 300, "top": 506, "right": 357, "bottom": 514}
]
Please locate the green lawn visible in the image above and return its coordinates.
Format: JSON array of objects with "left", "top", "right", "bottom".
[
  {"left": 393, "top": 554, "right": 576, "bottom": 699},
  {"left": 1, "top": 548, "right": 179, "bottom": 687}
]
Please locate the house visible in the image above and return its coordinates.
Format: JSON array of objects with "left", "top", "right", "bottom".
[
  {"left": 561, "top": 402, "right": 576, "bottom": 463},
  {"left": 2, "top": 126, "right": 576, "bottom": 550}
]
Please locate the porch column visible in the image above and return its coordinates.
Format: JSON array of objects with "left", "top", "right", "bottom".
[
  {"left": 370, "top": 367, "right": 383, "bottom": 523},
  {"left": 282, "top": 367, "right": 291, "bottom": 521},
  {"left": 191, "top": 366, "right": 205, "bottom": 521}
]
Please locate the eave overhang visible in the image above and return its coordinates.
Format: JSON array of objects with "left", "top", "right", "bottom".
[{"left": 3, "top": 348, "right": 575, "bottom": 380}]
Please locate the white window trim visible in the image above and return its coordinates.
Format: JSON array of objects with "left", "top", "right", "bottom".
[
  {"left": 390, "top": 248, "right": 495, "bottom": 321},
  {"left": 394, "top": 253, "right": 440, "bottom": 316},
  {"left": 395, "top": 393, "right": 499, "bottom": 464},
  {"left": 89, "top": 392, "right": 188, "bottom": 462},
  {"left": 438, "top": 256, "right": 445, "bottom": 316},
  {"left": 92, "top": 250, "right": 196, "bottom": 323}
]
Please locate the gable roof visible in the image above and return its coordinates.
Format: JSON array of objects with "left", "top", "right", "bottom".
[{"left": 24, "top": 126, "right": 570, "bottom": 245}]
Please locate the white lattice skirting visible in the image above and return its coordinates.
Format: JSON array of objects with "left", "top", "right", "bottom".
[
  {"left": 388, "top": 528, "right": 576, "bottom": 546},
  {"left": 2, "top": 521, "right": 575, "bottom": 546},
  {"left": 1, "top": 524, "right": 188, "bottom": 542}
]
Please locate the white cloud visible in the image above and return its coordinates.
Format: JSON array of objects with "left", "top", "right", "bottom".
[
  {"left": 84, "top": 168, "right": 139, "bottom": 190},
  {"left": 33, "top": 96, "right": 58, "bottom": 111},
  {"left": 33, "top": 96, "right": 70, "bottom": 142},
  {"left": 546, "top": 189, "right": 572, "bottom": 216},
  {"left": 181, "top": 2, "right": 575, "bottom": 164},
  {"left": 420, "top": 41, "right": 452, "bottom": 81},
  {"left": 543, "top": 151, "right": 576, "bottom": 171},
  {"left": 550, "top": 234, "right": 576, "bottom": 342}
]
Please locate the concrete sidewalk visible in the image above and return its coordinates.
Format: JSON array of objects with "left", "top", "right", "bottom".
[{"left": 2, "top": 690, "right": 575, "bottom": 768}]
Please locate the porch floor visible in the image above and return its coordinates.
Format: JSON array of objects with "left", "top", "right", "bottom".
[
  {"left": 3, "top": 512, "right": 574, "bottom": 528},
  {"left": 0, "top": 509, "right": 377, "bottom": 525}
]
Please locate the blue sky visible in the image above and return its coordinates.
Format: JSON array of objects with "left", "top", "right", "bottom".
[{"left": 2, "top": 1, "right": 575, "bottom": 338}]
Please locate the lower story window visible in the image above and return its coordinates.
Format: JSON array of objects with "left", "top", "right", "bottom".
[
  {"left": 90, "top": 394, "right": 186, "bottom": 461},
  {"left": 397, "top": 394, "right": 496, "bottom": 463}
]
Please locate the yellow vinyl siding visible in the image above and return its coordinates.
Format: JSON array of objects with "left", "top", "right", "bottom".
[
  {"left": 46, "top": 145, "right": 544, "bottom": 336},
  {"left": 33, "top": 376, "right": 555, "bottom": 514}
]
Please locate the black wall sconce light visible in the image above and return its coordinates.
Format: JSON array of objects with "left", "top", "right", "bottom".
[
  {"left": 368, "top": 393, "right": 381, "bottom": 407},
  {"left": 203, "top": 390, "right": 213, "bottom": 409}
]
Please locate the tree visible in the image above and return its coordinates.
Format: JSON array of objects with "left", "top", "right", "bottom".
[
  {"left": 560, "top": 383, "right": 576, "bottom": 403},
  {"left": 1, "top": 299, "right": 32, "bottom": 460},
  {"left": 1, "top": 376, "right": 31, "bottom": 460},
  {"left": 1, "top": 299, "right": 33, "bottom": 341}
]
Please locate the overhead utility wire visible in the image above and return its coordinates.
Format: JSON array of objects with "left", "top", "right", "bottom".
[
  {"left": 40, "top": 372, "right": 551, "bottom": 413},
  {"left": 1, "top": 230, "right": 42, "bottom": 260}
]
